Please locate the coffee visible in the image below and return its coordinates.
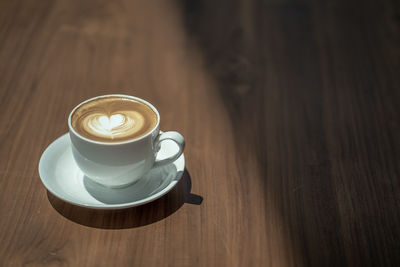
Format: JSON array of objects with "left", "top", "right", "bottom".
[{"left": 71, "top": 96, "right": 158, "bottom": 142}]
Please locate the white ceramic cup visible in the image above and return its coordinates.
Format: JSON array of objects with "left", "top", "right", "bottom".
[{"left": 68, "top": 94, "right": 185, "bottom": 188}]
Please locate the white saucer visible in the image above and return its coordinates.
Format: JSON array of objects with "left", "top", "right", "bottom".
[{"left": 38, "top": 133, "right": 185, "bottom": 209}]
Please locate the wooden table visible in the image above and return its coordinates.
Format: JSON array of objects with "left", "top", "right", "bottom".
[{"left": 1, "top": 0, "right": 399, "bottom": 266}]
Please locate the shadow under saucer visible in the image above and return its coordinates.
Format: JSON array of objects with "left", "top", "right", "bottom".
[{"left": 47, "top": 169, "right": 202, "bottom": 229}]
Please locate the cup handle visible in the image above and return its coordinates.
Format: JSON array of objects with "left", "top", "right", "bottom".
[{"left": 153, "top": 131, "right": 185, "bottom": 168}]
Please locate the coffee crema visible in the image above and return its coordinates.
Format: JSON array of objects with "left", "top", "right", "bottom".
[{"left": 71, "top": 97, "right": 158, "bottom": 142}]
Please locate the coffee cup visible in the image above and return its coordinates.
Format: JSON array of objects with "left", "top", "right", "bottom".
[{"left": 68, "top": 94, "right": 185, "bottom": 188}]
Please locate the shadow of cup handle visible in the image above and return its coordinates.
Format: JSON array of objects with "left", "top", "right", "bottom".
[{"left": 186, "top": 193, "right": 203, "bottom": 205}]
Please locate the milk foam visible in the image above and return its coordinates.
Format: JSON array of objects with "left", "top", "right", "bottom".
[
  {"left": 84, "top": 111, "right": 145, "bottom": 139},
  {"left": 71, "top": 97, "right": 158, "bottom": 142}
]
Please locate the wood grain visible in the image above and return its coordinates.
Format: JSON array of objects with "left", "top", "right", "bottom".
[{"left": 0, "top": 0, "right": 399, "bottom": 266}]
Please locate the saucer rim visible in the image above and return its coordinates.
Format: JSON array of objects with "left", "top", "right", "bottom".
[{"left": 38, "top": 133, "right": 185, "bottom": 210}]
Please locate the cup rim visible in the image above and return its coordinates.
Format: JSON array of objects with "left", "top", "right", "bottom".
[{"left": 68, "top": 94, "right": 160, "bottom": 145}]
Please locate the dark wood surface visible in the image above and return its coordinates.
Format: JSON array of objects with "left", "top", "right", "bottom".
[{"left": 0, "top": 0, "right": 399, "bottom": 266}]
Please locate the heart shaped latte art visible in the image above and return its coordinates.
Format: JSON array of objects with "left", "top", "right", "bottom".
[
  {"left": 97, "top": 114, "right": 125, "bottom": 130},
  {"left": 82, "top": 111, "right": 145, "bottom": 139}
]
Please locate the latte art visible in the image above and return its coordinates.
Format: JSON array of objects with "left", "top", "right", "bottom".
[
  {"left": 71, "top": 97, "right": 158, "bottom": 142},
  {"left": 85, "top": 111, "right": 145, "bottom": 139}
]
